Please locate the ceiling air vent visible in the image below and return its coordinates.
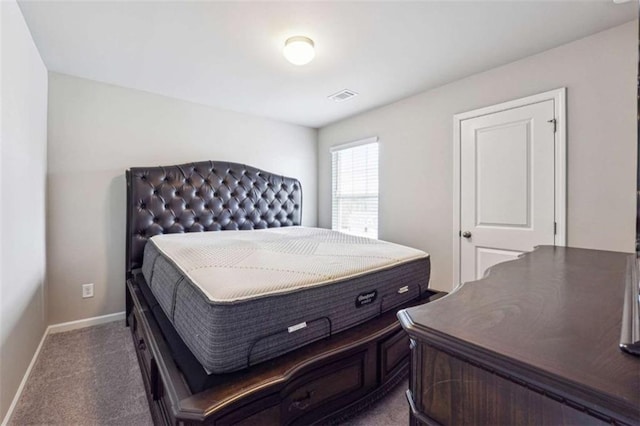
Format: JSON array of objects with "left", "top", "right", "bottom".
[{"left": 328, "top": 89, "right": 359, "bottom": 102}]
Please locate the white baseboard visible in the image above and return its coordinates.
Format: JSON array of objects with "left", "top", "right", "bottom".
[
  {"left": 1, "top": 327, "right": 48, "bottom": 426},
  {"left": 1, "top": 311, "right": 126, "bottom": 425},
  {"left": 48, "top": 311, "right": 125, "bottom": 334}
]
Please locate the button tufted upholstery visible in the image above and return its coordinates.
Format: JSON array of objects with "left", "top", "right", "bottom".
[{"left": 126, "top": 161, "right": 302, "bottom": 273}]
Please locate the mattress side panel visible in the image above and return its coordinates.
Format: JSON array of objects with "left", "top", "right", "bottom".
[
  {"left": 141, "top": 242, "right": 159, "bottom": 285},
  {"left": 152, "top": 258, "right": 184, "bottom": 319},
  {"left": 172, "top": 257, "right": 430, "bottom": 373}
]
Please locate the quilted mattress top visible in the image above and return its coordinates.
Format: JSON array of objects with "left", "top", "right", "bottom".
[{"left": 147, "top": 226, "right": 429, "bottom": 303}]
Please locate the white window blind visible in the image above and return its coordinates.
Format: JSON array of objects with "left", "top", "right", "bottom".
[{"left": 331, "top": 138, "right": 379, "bottom": 239}]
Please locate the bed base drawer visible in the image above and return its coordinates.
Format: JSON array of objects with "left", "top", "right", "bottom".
[
  {"left": 282, "top": 351, "right": 370, "bottom": 425},
  {"left": 128, "top": 301, "right": 175, "bottom": 425},
  {"left": 126, "top": 278, "right": 443, "bottom": 425},
  {"left": 380, "top": 329, "right": 411, "bottom": 382}
]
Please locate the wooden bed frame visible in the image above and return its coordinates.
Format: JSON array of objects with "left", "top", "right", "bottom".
[{"left": 124, "top": 161, "right": 439, "bottom": 425}]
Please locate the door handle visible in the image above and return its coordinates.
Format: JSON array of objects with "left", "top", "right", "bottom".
[{"left": 461, "top": 231, "right": 472, "bottom": 239}]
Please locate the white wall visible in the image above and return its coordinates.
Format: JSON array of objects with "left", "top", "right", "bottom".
[
  {"left": 319, "top": 21, "right": 638, "bottom": 293},
  {"left": 47, "top": 73, "right": 317, "bottom": 324},
  {"left": 0, "top": 0, "right": 48, "bottom": 421}
]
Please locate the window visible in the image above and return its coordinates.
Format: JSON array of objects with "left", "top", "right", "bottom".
[{"left": 331, "top": 137, "right": 379, "bottom": 239}]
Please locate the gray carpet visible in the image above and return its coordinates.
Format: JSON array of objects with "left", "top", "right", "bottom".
[
  {"left": 9, "top": 321, "right": 408, "bottom": 425},
  {"left": 9, "top": 322, "right": 153, "bottom": 425},
  {"left": 339, "top": 382, "right": 408, "bottom": 426}
]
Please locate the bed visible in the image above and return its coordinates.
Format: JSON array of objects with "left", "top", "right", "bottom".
[{"left": 125, "top": 160, "right": 438, "bottom": 424}]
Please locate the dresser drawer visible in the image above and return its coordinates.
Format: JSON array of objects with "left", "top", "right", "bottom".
[{"left": 282, "top": 352, "right": 367, "bottom": 424}]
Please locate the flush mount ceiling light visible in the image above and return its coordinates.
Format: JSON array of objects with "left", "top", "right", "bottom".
[{"left": 283, "top": 36, "right": 315, "bottom": 66}]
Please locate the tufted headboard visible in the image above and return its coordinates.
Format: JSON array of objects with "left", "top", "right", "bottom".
[{"left": 125, "top": 160, "right": 303, "bottom": 276}]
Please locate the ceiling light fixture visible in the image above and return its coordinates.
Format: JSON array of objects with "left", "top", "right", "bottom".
[{"left": 283, "top": 36, "right": 315, "bottom": 66}]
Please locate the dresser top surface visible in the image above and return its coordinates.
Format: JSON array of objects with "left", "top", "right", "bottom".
[{"left": 401, "top": 246, "right": 639, "bottom": 418}]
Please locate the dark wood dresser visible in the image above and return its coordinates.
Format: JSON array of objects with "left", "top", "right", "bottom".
[{"left": 398, "top": 246, "right": 640, "bottom": 426}]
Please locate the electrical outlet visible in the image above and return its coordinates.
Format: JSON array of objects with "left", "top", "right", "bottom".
[{"left": 82, "top": 283, "right": 94, "bottom": 299}]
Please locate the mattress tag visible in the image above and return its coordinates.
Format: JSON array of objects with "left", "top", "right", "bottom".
[
  {"left": 355, "top": 290, "right": 378, "bottom": 308},
  {"left": 397, "top": 286, "right": 409, "bottom": 294},
  {"left": 288, "top": 322, "right": 307, "bottom": 333}
]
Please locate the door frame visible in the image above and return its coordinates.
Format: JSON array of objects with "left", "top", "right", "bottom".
[{"left": 452, "top": 88, "right": 567, "bottom": 288}]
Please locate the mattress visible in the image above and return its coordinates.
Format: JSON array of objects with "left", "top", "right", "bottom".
[{"left": 141, "top": 226, "right": 430, "bottom": 373}]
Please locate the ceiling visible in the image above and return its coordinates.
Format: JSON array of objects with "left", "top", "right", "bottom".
[{"left": 18, "top": 1, "right": 636, "bottom": 128}]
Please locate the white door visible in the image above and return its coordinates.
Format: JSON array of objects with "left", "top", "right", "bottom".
[{"left": 459, "top": 98, "right": 558, "bottom": 284}]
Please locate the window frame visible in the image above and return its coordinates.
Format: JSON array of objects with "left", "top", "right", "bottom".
[{"left": 330, "top": 136, "right": 379, "bottom": 239}]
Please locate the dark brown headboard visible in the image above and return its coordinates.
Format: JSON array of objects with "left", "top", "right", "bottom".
[{"left": 125, "top": 160, "right": 302, "bottom": 276}]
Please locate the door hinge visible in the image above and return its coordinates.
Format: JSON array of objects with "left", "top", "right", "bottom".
[
  {"left": 548, "top": 118, "right": 557, "bottom": 133},
  {"left": 554, "top": 222, "right": 557, "bottom": 235}
]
